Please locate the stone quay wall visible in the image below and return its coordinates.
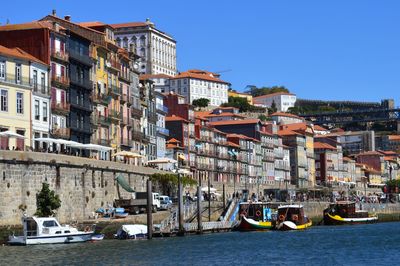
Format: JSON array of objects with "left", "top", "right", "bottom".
[{"left": 0, "top": 151, "right": 168, "bottom": 226}]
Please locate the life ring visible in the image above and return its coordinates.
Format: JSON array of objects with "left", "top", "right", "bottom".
[
  {"left": 279, "top": 214, "right": 285, "bottom": 221},
  {"left": 256, "top": 210, "right": 262, "bottom": 217},
  {"left": 84, "top": 226, "right": 90, "bottom": 232},
  {"left": 292, "top": 214, "right": 298, "bottom": 221}
]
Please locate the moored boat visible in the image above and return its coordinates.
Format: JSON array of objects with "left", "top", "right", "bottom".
[
  {"left": 8, "top": 216, "right": 94, "bottom": 245},
  {"left": 115, "top": 224, "right": 148, "bottom": 239},
  {"left": 276, "top": 205, "right": 312, "bottom": 231},
  {"left": 323, "top": 201, "right": 378, "bottom": 225},
  {"left": 237, "top": 202, "right": 276, "bottom": 231}
]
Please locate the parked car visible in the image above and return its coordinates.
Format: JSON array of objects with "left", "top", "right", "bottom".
[{"left": 159, "top": 195, "right": 173, "bottom": 210}]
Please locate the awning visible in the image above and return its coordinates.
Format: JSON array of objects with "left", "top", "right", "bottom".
[
  {"left": 113, "top": 151, "right": 143, "bottom": 158},
  {"left": 0, "top": 130, "right": 25, "bottom": 139},
  {"left": 147, "top": 158, "right": 177, "bottom": 164},
  {"left": 201, "top": 187, "right": 217, "bottom": 192},
  {"left": 116, "top": 175, "right": 135, "bottom": 192}
]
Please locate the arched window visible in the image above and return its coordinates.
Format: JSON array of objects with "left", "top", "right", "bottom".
[
  {"left": 140, "top": 35, "right": 145, "bottom": 47},
  {"left": 123, "top": 37, "right": 128, "bottom": 49}
]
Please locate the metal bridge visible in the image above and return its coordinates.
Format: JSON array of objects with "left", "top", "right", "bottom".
[{"left": 299, "top": 108, "right": 400, "bottom": 125}]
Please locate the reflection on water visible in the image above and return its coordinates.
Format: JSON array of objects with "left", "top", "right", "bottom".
[{"left": 1, "top": 222, "right": 400, "bottom": 265}]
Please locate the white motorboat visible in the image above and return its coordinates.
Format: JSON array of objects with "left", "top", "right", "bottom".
[
  {"left": 115, "top": 224, "right": 148, "bottom": 239},
  {"left": 8, "top": 216, "right": 94, "bottom": 245}
]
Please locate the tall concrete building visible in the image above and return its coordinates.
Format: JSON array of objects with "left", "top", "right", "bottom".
[{"left": 112, "top": 19, "right": 177, "bottom": 76}]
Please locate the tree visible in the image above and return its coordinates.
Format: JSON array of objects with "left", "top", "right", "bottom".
[
  {"left": 247, "top": 86, "right": 290, "bottom": 97},
  {"left": 269, "top": 100, "right": 277, "bottom": 113},
  {"left": 258, "top": 114, "right": 270, "bottom": 121},
  {"left": 150, "top": 173, "right": 197, "bottom": 196},
  {"left": 35, "top": 183, "right": 61, "bottom": 217},
  {"left": 192, "top": 98, "right": 210, "bottom": 109},
  {"left": 221, "top": 96, "right": 265, "bottom": 113}
]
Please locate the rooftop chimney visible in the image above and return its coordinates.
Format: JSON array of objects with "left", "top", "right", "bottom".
[
  {"left": 65, "top": 15, "right": 71, "bottom": 21},
  {"left": 52, "top": 9, "right": 56, "bottom": 16}
]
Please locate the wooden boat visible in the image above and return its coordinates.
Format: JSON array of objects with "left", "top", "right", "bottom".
[
  {"left": 323, "top": 201, "right": 378, "bottom": 225},
  {"left": 237, "top": 202, "right": 276, "bottom": 231},
  {"left": 114, "top": 208, "right": 128, "bottom": 219},
  {"left": 8, "top": 216, "right": 94, "bottom": 245},
  {"left": 276, "top": 205, "right": 312, "bottom": 231}
]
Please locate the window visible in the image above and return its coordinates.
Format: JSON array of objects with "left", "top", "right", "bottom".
[
  {"left": 97, "top": 57, "right": 101, "bottom": 69},
  {"left": 16, "top": 92, "right": 23, "bottom": 114},
  {"left": 33, "top": 70, "right": 38, "bottom": 89},
  {"left": 0, "top": 89, "right": 8, "bottom": 111},
  {"left": 43, "top": 220, "right": 58, "bottom": 227},
  {"left": 34, "top": 100, "right": 40, "bottom": 120},
  {"left": 40, "top": 72, "right": 45, "bottom": 92},
  {"left": 0, "top": 61, "right": 5, "bottom": 79},
  {"left": 43, "top": 102, "right": 48, "bottom": 122},
  {"left": 15, "top": 64, "right": 21, "bottom": 83}
]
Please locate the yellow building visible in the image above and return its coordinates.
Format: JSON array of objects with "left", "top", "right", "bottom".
[
  {"left": 228, "top": 90, "right": 253, "bottom": 104},
  {"left": 0, "top": 45, "right": 47, "bottom": 150}
]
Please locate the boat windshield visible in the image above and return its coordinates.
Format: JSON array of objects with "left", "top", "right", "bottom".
[{"left": 43, "top": 220, "right": 59, "bottom": 227}]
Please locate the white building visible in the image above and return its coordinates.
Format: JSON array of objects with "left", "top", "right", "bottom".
[
  {"left": 112, "top": 19, "right": 177, "bottom": 76},
  {"left": 270, "top": 112, "right": 304, "bottom": 125},
  {"left": 140, "top": 74, "right": 171, "bottom": 93},
  {"left": 169, "top": 70, "right": 229, "bottom": 106},
  {"left": 253, "top": 92, "right": 296, "bottom": 112},
  {"left": 31, "top": 62, "right": 50, "bottom": 151}
]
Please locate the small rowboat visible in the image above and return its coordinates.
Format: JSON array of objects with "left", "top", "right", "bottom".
[{"left": 91, "top": 234, "right": 105, "bottom": 241}]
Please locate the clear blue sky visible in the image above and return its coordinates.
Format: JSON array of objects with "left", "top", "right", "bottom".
[{"left": 2, "top": 0, "right": 399, "bottom": 104}]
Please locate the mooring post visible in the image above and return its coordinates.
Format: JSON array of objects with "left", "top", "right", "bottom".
[
  {"left": 147, "top": 179, "right": 153, "bottom": 240},
  {"left": 208, "top": 173, "right": 211, "bottom": 222},
  {"left": 197, "top": 185, "right": 202, "bottom": 234},
  {"left": 178, "top": 173, "right": 184, "bottom": 235},
  {"left": 223, "top": 184, "right": 226, "bottom": 211}
]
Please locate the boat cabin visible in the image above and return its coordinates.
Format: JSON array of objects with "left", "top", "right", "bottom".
[
  {"left": 277, "top": 205, "right": 306, "bottom": 225},
  {"left": 239, "top": 202, "right": 276, "bottom": 222},
  {"left": 327, "top": 201, "right": 368, "bottom": 218},
  {"left": 22, "top": 217, "right": 76, "bottom": 237}
]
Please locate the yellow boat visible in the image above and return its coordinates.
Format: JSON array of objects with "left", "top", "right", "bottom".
[{"left": 276, "top": 205, "right": 312, "bottom": 231}]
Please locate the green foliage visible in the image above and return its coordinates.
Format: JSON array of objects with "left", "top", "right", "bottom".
[
  {"left": 268, "top": 100, "right": 278, "bottom": 114},
  {"left": 221, "top": 96, "right": 265, "bottom": 113},
  {"left": 150, "top": 173, "right": 197, "bottom": 195},
  {"left": 192, "top": 98, "right": 210, "bottom": 108},
  {"left": 247, "top": 86, "right": 289, "bottom": 97},
  {"left": 258, "top": 114, "right": 270, "bottom": 121},
  {"left": 35, "top": 183, "right": 61, "bottom": 217},
  {"left": 386, "top": 179, "right": 400, "bottom": 189}
]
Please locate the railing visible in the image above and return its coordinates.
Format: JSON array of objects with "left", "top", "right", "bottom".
[
  {"left": 220, "top": 199, "right": 238, "bottom": 221},
  {"left": 51, "top": 128, "right": 70, "bottom": 139},
  {"left": 120, "top": 138, "right": 130, "bottom": 146},
  {"left": 109, "top": 110, "right": 121, "bottom": 120},
  {"left": 148, "top": 112, "right": 157, "bottom": 121},
  {"left": 70, "top": 98, "right": 92, "bottom": 111},
  {"left": 51, "top": 102, "right": 70, "bottom": 113},
  {"left": 0, "top": 74, "right": 32, "bottom": 87},
  {"left": 69, "top": 49, "right": 92, "bottom": 66},
  {"left": 120, "top": 115, "right": 129, "bottom": 125},
  {"left": 108, "top": 85, "right": 121, "bottom": 96},
  {"left": 121, "top": 93, "right": 128, "bottom": 103},
  {"left": 131, "top": 107, "right": 142, "bottom": 117},
  {"left": 70, "top": 76, "right": 93, "bottom": 90},
  {"left": 91, "top": 114, "right": 99, "bottom": 125},
  {"left": 98, "top": 139, "right": 111, "bottom": 146},
  {"left": 99, "top": 115, "right": 111, "bottom": 126},
  {"left": 157, "top": 126, "right": 169, "bottom": 136},
  {"left": 32, "top": 85, "right": 50, "bottom": 96},
  {"left": 183, "top": 221, "right": 235, "bottom": 232},
  {"left": 51, "top": 48, "right": 69, "bottom": 62},
  {"left": 156, "top": 103, "right": 168, "bottom": 113},
  {"left": 107, "top": 59, "right": 121, "bottom": 71},
  {"left": 51, "top": 74, "right": 70, "bottom": 87},
  {"left": 132, "top": 130, "right": 142, "bottom": 140},
  {"left": 263, "top": 155, "right": 275, "bottom": 162}
]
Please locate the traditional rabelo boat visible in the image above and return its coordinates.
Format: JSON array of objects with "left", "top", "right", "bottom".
[
  {"left": 276, "top": 205, "right": 312, "bottom": 231},
  {"left": 323, "top": 201, "right": 378, "bottom": 225},
  {"left": 237, "top": 202, "right": 277, "bottom": 231}
]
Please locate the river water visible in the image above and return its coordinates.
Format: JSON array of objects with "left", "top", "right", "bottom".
[{"left": 1, "top": 222, "right": 399, "bottom": 265}]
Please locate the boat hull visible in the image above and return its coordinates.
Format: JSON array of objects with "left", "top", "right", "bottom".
[
  {"left": 237, "top": 216, "right": 274, "bottom": 231},
  {"left": 324, "top": 213, "right": 378, "bottom": 226},
  {"left": 276, "top": 219, "right": 312, "bottom": 231},
  {"left": 8, "top": 232, "right": 93, "bottom": 245}
]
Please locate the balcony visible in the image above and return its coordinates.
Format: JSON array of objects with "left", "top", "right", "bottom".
[
  {"left": 131, "top": 106, "right": 142, "bottom": 117},
  {"left": 69, "top": 49, "right": 93, "bottom": 66},
  {"left": 70, "top": 124, "right": 91, "bottom": 134},
  {"left": 51, "top": 48, "right": 69, "bottom": 62},
  {"left": 108, "top": 85, "right": 121, "bottom": 97},
  {"left": 121, "top": 114, "right": 129, "bottom": 126},
  {"left": 132, "top": 130, "right": 142, "bottom": 141},
  {"left": 263, "top": 155, "right": 275, "bottom": 162},
  {"left": 51, "top": 74, "right": 69, "bottom": 88},
  {"left": 157, "top": 126, "right": 169, "bottom": 136},
  {"left": 262, "top": 142, "right": 274, "bottom": 149},
  {"left": 51, "top": 102, "right": 70, "bottom": 115},
  {"left": 32, "top": 84, "right": 50, "bottom": 97},
  {"left": 70, "top": 99, "right": 92, "bottom": 112},
  {"left": 98, "top": 138, "right": 111, "bottom": 146},
  {"left": 51, "top": 128, "right": 70, "bottom": 139},
  {"left": 156, "top": 103, "right": 168, "bottom": 114},
  {"left": 0, "top": 74, "right": 32, "bottom": 88},
  {"left": 91, "top": 114, "right": 99, "bottom": 127},
  {"left": 70, "top": 76, "right": 93, "bottom": 90},
  {"left": 109, "top": 59, "right": 121, "bottom": 72},
  {"left": 118, "top": 73, "right": 131, "bottom": 83},
  {"left": 99, "top": 115, "right": 111, "bottom": 126},
  {"left": 127, "top": 96, "right": 134, "bottom": 107},
  {"left": 109, "top": 110, "right": 121, "bottom": 121},
  {"left": 148, "top": 112, "right": 157, "bottom": 122},
  {"left": 120, "top": 138, "right": 131, "bottom": 147}
]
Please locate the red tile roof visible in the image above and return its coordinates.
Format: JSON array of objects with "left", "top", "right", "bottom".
[
  {"left": 78, "top": 21, "right": 114, "bottom": 29},
  {"left": 209, "top": 119, "right": 259, "bottom": 126},
  {"left": 314, "top": 142, "right": 337, "bottom": 150},
  {"left": 170, "top": 70, "right": 229, "bottom": 84},
  {"left": 204, "top": 112, "right": 245, "bottom": 118},
  {"left": 110, "top": 22, "right": 148, "bottom": 28},
  {"left": 253, "top": 92, "right": 295, "bottom": 99},
  {"left": 0, "top": 21, "right": 64, "bottom": 31},
  {"left": 0, "top": 45, "right": 48, "bottom": 66},
  {"left": 227, "top": 141, "right": 240, "bottom": 148},
  {"left": 278, "top": 129, "right": 302, "bottom": 136},
  {"left": 226, "top": 133, "right": 259, "bottom": 142},
  {"left": 165, "top": 115, "right": 189, "bottom": 123}
]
